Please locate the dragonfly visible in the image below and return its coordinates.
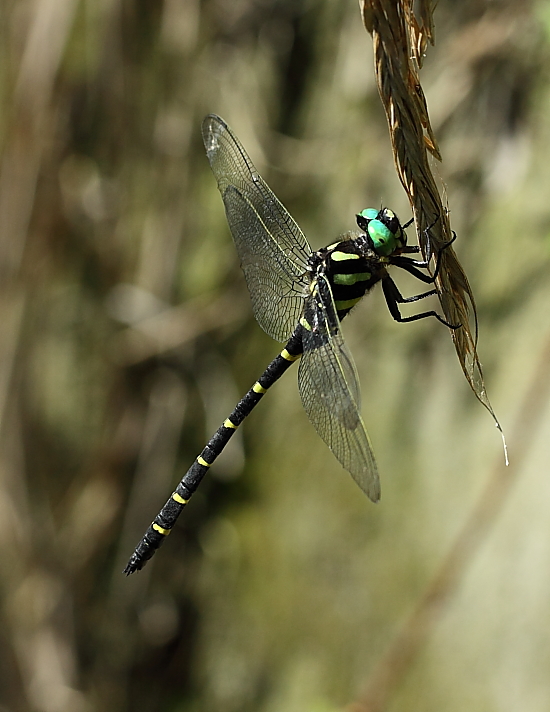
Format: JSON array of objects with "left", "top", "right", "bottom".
[{"left": 124, "top": 114, "right": 457, "bottom": 574}]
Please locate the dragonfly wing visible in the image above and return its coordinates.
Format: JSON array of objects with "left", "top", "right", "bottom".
[
  {"left": 202, "top": 114, "right": 312, "bottom": 342},
  {"left": 298, "top": 276, "right": 380, "bottom": 502},
  {"left": 222, "top": 185, "right": 308, "bottom": 342}
]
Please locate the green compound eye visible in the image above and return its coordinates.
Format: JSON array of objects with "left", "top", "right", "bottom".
[
  {"left": 367, "top": 219, "right": 397, "bottom": 256},
  {"left": 359, "top": 208, "right": 379, "bottom": 221}
]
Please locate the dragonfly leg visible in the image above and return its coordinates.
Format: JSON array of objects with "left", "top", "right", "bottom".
[
  {"left": 425, "top": 229, "right": 457, "bottom": 280},
  {"left": 390, "top": 230, "right": 457, "bottom": 282},
  {"left": 381, "top": 275, "right": 461, "bottom": 329},
  {"left": 400, "top": 245, "right": 420, "bottom": 254}
]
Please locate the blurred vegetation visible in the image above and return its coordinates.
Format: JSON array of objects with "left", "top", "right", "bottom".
[{"left": 1, "top": 1, "right": 550, "bottom": 711}]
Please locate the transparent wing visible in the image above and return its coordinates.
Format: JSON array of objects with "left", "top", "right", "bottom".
[
  {"left": 202, "top": 114, "right": 312, "bottom": 342},
  {"left": 298, "top": 275, "right": 380, "bottom": 502}
]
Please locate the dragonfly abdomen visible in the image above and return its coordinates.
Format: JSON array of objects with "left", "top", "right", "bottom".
[{"left": 124, "top": 330, "right": 303, "bottom": 574}]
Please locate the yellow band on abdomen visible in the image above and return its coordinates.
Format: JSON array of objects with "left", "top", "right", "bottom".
[
  {"left": 153, "top": 523, "right": 171, "bottom": 536},
  {"left": 172, "top": 492, "right": 188, "bottom": 505},
  {"left": 281, "top": 348, "right": 300, "bottom": 361}
]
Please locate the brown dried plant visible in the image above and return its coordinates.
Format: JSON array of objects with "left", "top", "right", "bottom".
[{"left": 361, "top": 0, "right": 506, "bottom": 459}]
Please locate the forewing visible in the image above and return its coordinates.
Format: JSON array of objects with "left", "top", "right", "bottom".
[
  {"left": 202, "top": 114, "right": 312, "bottom": 342},
  {"left": 298, "top": 277, "right": 380, "bottom": 502}
]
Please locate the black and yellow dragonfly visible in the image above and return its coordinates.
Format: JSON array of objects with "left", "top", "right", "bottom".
[{"left": 124, "top": 114, "right": 456, "bottom": 574}]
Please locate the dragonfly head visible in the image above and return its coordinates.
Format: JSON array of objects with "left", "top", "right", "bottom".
[{"left": 356, "top": 208, "right": 407, "bottom": 257}]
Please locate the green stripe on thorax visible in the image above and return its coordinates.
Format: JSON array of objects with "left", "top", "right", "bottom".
[
  {"left": 330, "top": 250, "right": 360, "bottom": 262},
  {"left": 332, "top": 271, "right": 371, "bottom": 286},
  {"left": 334, "top": 296, "right": 362, "bottom": 311}
]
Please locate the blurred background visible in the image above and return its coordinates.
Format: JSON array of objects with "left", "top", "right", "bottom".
[{"left": 1, "top": 1, "right": 550, "bottom": 711}]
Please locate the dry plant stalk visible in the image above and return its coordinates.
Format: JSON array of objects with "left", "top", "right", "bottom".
[{"left": 361, "top": 0, "right": 506, "bottom": 457}]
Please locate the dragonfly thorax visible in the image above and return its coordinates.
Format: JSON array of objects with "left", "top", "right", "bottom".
[{"left": 311, "top": 238, "right": 386, "bottom": 321}]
